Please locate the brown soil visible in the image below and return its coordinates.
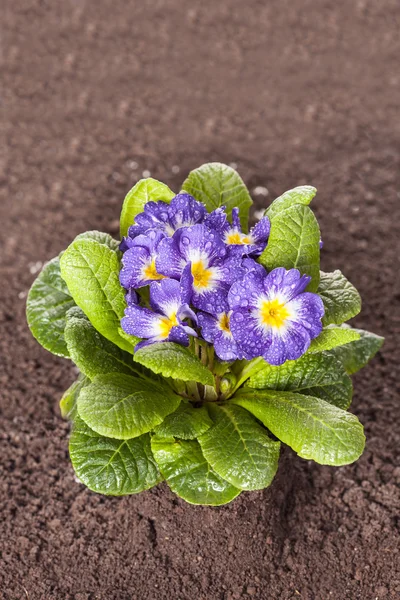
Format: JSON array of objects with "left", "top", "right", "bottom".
[{"left": 1, "top": 1, "right": 399, "bottom": 599}]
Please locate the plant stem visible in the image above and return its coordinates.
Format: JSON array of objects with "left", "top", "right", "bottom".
[{"left": 225, "top": 357, "right": 265, "bottom": 399}]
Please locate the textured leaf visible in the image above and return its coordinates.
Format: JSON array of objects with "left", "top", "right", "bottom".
[
  {"left": 265, "top": 185, "right": 316, "bottom": 220},
  {"left": 59, "top": 374, "right": 90, "bottom": 420},
  {"left": 198, "top": 404, "right": 280, "bottom": 490},
  {"left": 182, "top": 162, "right": 252, "bottom": 230},
  {"left": 308, "top": 327, "right": 360, "bottom": 352},
  {"left": 232, "top": 390, "right": 365, "bottom": 466},
  {"left": 120, "top": 178, "right": 175, "bottom": 237},
  {"left": 118, "top": 326, "right": 140, "bottom": 354},
  {"left": 26, "top": 257, "right": 76, "bottom": 357},
  {"left": 134, "top": 342, "right": 215, "bottom": 386},
  {"left": 318, "top": 270, "right": 361, "bottom": 326},
  {"left": 302, "top": 374, "right": 353, "bottom": 410},
  {"left": 154, "top": 403, "right": 213, "bottom": 439},
  {"left": 330, "top": 328, "right": 384, "bottom": 375},
  {"left": 60, "top": 239, "right": 131, "bottom": 352},
  {"left": 70, "top": 416, "right": 161, "bottom": 495},
  {"left": 247, "top": 351, "right": 345, "bottom": 391},
  {"left": 77, "top": 373, "right": 181, "bottom": 440},
  {"left": 151, "top": 436, "right": 240, "bottom": 505},
  {"left": 65, "top": 310, "right": 140, "bottom": 379},
  {"left": 259, "top": 204, "right": 320, "bottom": 291},
  {"left": 74, "top": 230, "right": 120, "bottom": 252}
]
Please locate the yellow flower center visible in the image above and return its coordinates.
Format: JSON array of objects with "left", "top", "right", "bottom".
[
  {"left": 218, "top": 312, "right": 231, "bottom": 334},
  {"left": 191, "top": 260, "right": 212, "bottom": 290},
  {"left": 143, "top": 258, "right": 165, "bottom": 281},
  {"left": 158, "top": 313, "right": 178, "bottom": 338},
  {"left": 259, "top": 298, "right": 290, "bottom": 329},
  {"left": 225, "top": 231, "right": 253, "bottom": 245}
]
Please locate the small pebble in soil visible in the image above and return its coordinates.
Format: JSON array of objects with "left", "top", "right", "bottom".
[
  {"left": 142, "top": 169, "right": 151, "bottom": 177},
  {"left": 171, "top": 165, "right": 180, "bottom": 174},
  {"left": 253, "top": 186, "right": 269, "bottom": 196}
]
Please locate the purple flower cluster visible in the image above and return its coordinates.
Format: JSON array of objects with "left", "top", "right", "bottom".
[{"left": 119, "top": 193, "right": 324, "bottom": 365}]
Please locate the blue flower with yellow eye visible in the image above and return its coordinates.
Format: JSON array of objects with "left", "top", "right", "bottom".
[
  {"left": 156, "top": 223, "right": 244, "bottom": 312},
  {"left": 121, "top": 278, "right": 197, "bottom": 349},
  {"left": 228, "top": 267, "right": 324, "bottom": 365},
  {"left": 206, "top": 207, "right": 271, "bottom": 257}
]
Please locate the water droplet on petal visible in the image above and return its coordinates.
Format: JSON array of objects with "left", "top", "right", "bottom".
[{"left": 182, "top": 236, "right": 190, "bottom": 246}]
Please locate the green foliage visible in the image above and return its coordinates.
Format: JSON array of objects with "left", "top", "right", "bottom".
[
  {"left": 74, "top": 230, "right": 121, "bottom": 252},
  {"left": 134, "top": 342, "right": 215, "bottom": 386},
  {"left": 232, "top": 389, "right": 365, "bottom": 466},
  {"left": 120, "top": 178, "right": 175, "bottom": 238},
  {"left": 77, "top": 373, "right": 181, "bottom": 440},
  {"left": 318, "top": 270, "right": 361, "bottom": 326},
  {"left": 330, "top": 328, "right": 384, "bottom": 375},
  {"left": 247, "top": 351, "right": 345, "bottom": 391},
  {"left": 26, "top": 257, "right": 76, "bottom": 358},
  {"left": 265, "top": 185, "right": 316, "bottom": 220},
  {"left": 308, "top": 327, "right": 360, "bottom": 352},
  {"left": 154, "top": 403, "right": 213, "bottom": 439},
  {"left": 60, "top": 239, "right": 132, "bottom": 353},
  {"left": 182, "top": 162, "right": 252, "bottom": 230},
  {"left": 151, "top": 436, "right": 241, "bottom": 505},
  {"left": 65, "top": 309, "right": 140, "bottom": 379},
  {"left": 301, "top": 374, "right": 353, "bottom": 410},
  {"left": 70, "top": 416, "right": 161, "bottom": 495},
  {"left": 198, "top": 404, "right": 280, "bottom": 490},
  {"left": 259, "top": 204, "right": 321, "bottom": 292},
  {"left": 59, "top": 374, "right": 89, "bottom": 419}
]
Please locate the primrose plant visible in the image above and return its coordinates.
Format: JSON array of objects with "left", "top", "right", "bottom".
[{"left": 27, "top": 163, "right": 383, "bottom": 505}]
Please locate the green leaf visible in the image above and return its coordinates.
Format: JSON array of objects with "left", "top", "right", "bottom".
[
  {"left": 59, "top": 374, "right": 90, "bottom": 420},
  {"left": 151, "top": 436, "right": 240, "bottom": 505},
  {"left": 259, "top": 204, "right": 320, "bottom": 291},
  {"left": 182, "top": 162, "right": 252, "bottom": 230},
  {"left": 74, "top": 230, "right": 121, "bottom": 252},
  {"left": 302, "top": 374, "right": 353, "bottom": 410},
  {"left": 265, "top": 186, "right": 317, "bottom": 220},
  {"left": 70, "top": 416, "right": 161, "bottom": 495},
  {"left": 198, "top": 404, "right": 280, "bottom": 491},
  {"left": 60, "top": 239, "right": 131, "bottom": 353},
  {"left": 118, "top": 326, "right": 140, "bottom": 354},
  {"left": 77, "top": 373, "right": 181, "bottom": 440},
  {"left": 154, "top": 403, "right": 213, "bottom": 439},
  {"left": 134, "top": 342, "right": 215, "bottom": 386},
  {"left": 308, "top": 327, "right": 360, "bottom": 353},
  {"left": 232, "top": 390, "right": 365, "bottom": 466},
  {"left": 247, "top": 351, "right": 345, "bottom": 390},
  {"left": 65, "top": 310, "right": 140, "bottom": 379},
  {"left": 26, "top": 257, "right": 76, "bottom": 358},
  {"left": 330, "top": 328, "right": 384, "bottom": 375},
  {"left": 318, "top": 270, "right": 361, "bottom": 326},
  {"left": 120, "top": 178, "right": 175, "bottom": 238}
]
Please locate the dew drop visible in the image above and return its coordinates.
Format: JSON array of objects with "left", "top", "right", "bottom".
[{"left": 182, "top": 237, "right": 190, "bottom": 246}]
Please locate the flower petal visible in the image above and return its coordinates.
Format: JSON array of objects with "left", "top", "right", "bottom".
[
  {"left": 214, "top": 331, "right": 241, "bottom": 362},
  {"left": 251, "top": 216, "right": 270, "bottom": 245},
  {"left": 263, "top": 268, "right": 311, "bottom": 303},
  {"left": 168, "top": 326, "right": 190, "bottom": 346},
  {"left": 198, "top": 311, "right": 220, "bottom": 343},
  {"left": 168, "top": 193, "right": 206, "bottom": 231},
  {"left": 156, "top": 235, "right": 185, "bottom": 278},
  {"left": 120, "top": 246, "right": 150, "bottom": 289},
  {"left": 228, "top": 269, "right": 266, "bottom": 310},
  {"left": 121, "top": 305, "right": 163, "bottom": 338},
  {"left": 230, "top": 309, "right": 268, "bottom": 359},
  {"left": 286, "top": 292, "right": 324, "bottom": 338}
]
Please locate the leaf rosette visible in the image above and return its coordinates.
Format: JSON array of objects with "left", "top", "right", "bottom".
[{"left": 26, "top": 163, "right": 383, "bottom": 505}]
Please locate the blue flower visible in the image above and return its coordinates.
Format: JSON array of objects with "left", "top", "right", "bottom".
[
  {"left": 228, "top": 267, "right": 324, "bottom": 365},
  {"left": 120, "top": 193, "right": 207, "bottom": 251},
  {"left": 155, "top": 224, "right": 244, "bottom": 311},
  {"left": 120, "top": 230, "right": 166, "bottom": 289},
  {"left": 121, "top": 278, "right": 197, "bottom": 349},
  {"left": 197, "top": 291, "right": 242, "bottom": 362},
  {"left": 206, "top": 207, "right": 270, "bottom": 257}
]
